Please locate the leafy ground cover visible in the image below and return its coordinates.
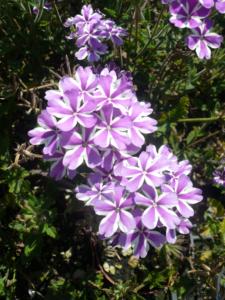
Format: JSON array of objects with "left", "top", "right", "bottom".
[{"left": 0, "top": 0, "right": 225, "bottom": 299}]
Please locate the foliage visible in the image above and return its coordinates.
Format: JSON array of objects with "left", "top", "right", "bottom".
[{"left": 0, "top": 0, "right": 224, "bottom": 299}]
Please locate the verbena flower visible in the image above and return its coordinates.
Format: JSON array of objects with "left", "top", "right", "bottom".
[
  {"left": 93, "top": 104, "right": 131, "bottom": 150},
  {"left": 200, "top": 0, "right": 225, "bottom": 13},
  {"left": 162, "top": 0, "right": 223, "bottom": 59},
  {"left": 169, "top": 0, "right": 211, "bottom": 29},
  {"left": 94, "top": 186, "right": 136, "bottom": 237},
  {"left": 166, "top": 218, "right": 192, "bottom": 243},
  {"left": 29, "top": 66, "right": 157, "bottom": 175},
  {"left": 162, "top": 174, "right": 203, "bottom": 218},
  {"left": 215, "top": 0, "right": 225, "bottom": 13},
  {"left": 28, "top": 38, "right": 203, "bottom": 258},
  {"left": 32, "top": 0, "right": 52, "bottom": 15},
  {"left": 65, "top": 4, "right": 102, "bottom": 30},
  {"left": 93, "top": 72, "right": 132, "bottom": 112},
  {"left": 199, "top": 0, "right": 215, "bottom": 8},
  {"left": 76, "top": 173, "right": 114, "bottom": 206},
  {"left": 44, "top": 150, "right": 76, "bottom": 181},
  {"left": 46, "top": 77, "right": 97, "bottom": 131},
  {"left": 28, "top": 110, "right": 61, "bottom": 155},
  {"left": 135, "top": 185, "right": 179, "bottom": 229},
  {"left": 64, "top": 4, "right": 127, "bottom": 61},
  {"left": 61, "top": 128, "right": 102, "bottom": 170},
  {"left": 186, "top": 19, "right": 223, "bottom": 59},
  {"left": 127, "top": 102, "right": 157, "bottom": 147},
  {"left": 213, "top": 160, "right": 225, "bottom": 186},
  {"left": 119, "top": 150, "right": 168, "bottom": 192},
  {"left": 111, "top": 209, "right": 166, "bottom": 258}
]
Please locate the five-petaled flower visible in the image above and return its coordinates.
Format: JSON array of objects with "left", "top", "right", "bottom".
[
  {"left": 94, "top": 186, "right": 136, "bottom": 237},
  {"left": 135, "top": 185, "right": 179, "bottom": 229}
]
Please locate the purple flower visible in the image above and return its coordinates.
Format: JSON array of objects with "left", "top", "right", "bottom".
[
  {"left": 169, "top": 0, "right": 211, "bottom": 28},
  {"left": 178, "top": 218, "right": 192, "bottom": 234},
  {"left": 162, "top": 174, "right": 203, "bottom": 218},
  {"left": 65, "top": 4, "right": 127, "bottom": 62},
  {"left": 75, "top": 44, "right": 108, "bottom": 62},
  {"left": 94, "top": 73, "right": 132, "bottom": 112},
  {"left": 120, "top": 150, "right": 168, "bottom": 192},
  {"left": 62, "top": 128, "right": 102, "bottom": 170},
  {"left": 72, "top": 66, "right": 98, "bottom": 99},
  {"left": 215, "top": 0, "right": 225, "bottom": 13},
  {"left": 186, "top": 19, "right": 223, "bottom": 59},
  {"left": 213, "top": 160, "right": 225, "bottom": 186},
  {"left": 44, "top": 150, "right": 76, "bottom": 181},
  {"left": 65, "top": 4, "right": 102, "bottom": 30},
  {"left": 199, "top": 0, "right": 215, "bottom": 8},
  {"left": 166, "top": 218, "right": 192, "bottom": 243},
  {"left": 101, "top": 144, "right": 139, "bottom": 173},
  {"left": 93, "top": 104, "right": 131, "bottom": 150},
  {"left": 199, "top": 0, "right": 225, "bottom": 13},
  {"left": 76, "top": 173, "right": 114, "bottom": 205},
  {"left": 94, "top": 186, "right": 136, "bottom": 237},
  {"left": 111, "top": 209, "right": 165, "bottom": 258},
  {"left": 28, "top": 110, "right": 61, "bottom": 155},
  {"left": 165, "top": 159, "right": 192, "bottom": 183},
  {"left": 128, "top": 102, "right": 157, "bottom": 147},
  {"left": 101, "top": 20, "right": 127, "bottom": 46},
  {"left": 33, "top": 1, "right": 52, "bottom": 15},
  {"left": 101, "top": 148, "right": 124, "bottom": 173},
  {"left": 28, "top": 63, "right": 204, "bottom": 258},
  {"left": 128, "top": 209, "right": 166, "bottom": 257},
  {"left": 135, "top": 185, "right": 179, "bottom": 229},
  {"left": 46, "top": 77, "right": 97, "bottom": 131},
  {"left": 76, "top": 23, "right": 106, "bottom": 49}
]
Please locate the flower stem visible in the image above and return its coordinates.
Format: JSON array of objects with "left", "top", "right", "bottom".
[{"left": 177, "top": 116, "right": 225, "bottom": 123}]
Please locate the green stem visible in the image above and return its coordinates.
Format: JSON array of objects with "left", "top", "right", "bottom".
[{"left": 177, "top": 116, "right": 225, "bottom": 123}]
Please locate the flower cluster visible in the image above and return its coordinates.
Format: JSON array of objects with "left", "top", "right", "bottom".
[
  {"left": 162, "top": 0, "right": 224, "bottom": 59},
  {"left": 64, "top": 5, "right": 127, "bottom": 62},
  {"left": 76, "top": 144, "right": 203, "bottom": 258},
  {"left": 28, "top": 65, "right": 157, "bottom": 181},
  {"left": 28, "top": 6, "right": 203, "bottom": 258}
]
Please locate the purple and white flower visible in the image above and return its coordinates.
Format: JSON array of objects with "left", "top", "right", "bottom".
[
  {"left": 111, "top": 209, "right": 166, "bottom": 258},
  {"left": 93, "top": 105, "right": 131, "bottom": 150},
  {"left": 64, "top": 4, "right": 127, "bottom": 62},
  {"left": 169, "top": 0, "right": 211, "bottom": 29},
  {"left": 28, "top": 110, "right": 61, "bottom": 155},
  {"left": 213, "top": 159, "right": 225, "bottom": 186},
  {"left": 44, "top": 150, "right": 76, "bottom": 181},
  {"left": 76, "top": 173, "right": 114, "bottom": 205},
  {"left": 186, "top": 19, "right": 223, "bottom": 59},
  {"left": 127, "top": 102, "right": 157, "bottom": 147},
  {"left": 62, "top": 128, "right": 102, "bottom": 170},
  {"left": 94, "top": 186, "right": 136, "bottom": 237},
  {"left": 162, "top": 174, "right": 203, "bottom": 218},
  {"left": 120, "top": 150, "right": 168, "bottom": 192},
  {"left": 135, "top": 185, "right": 179, "bottom": 229}
]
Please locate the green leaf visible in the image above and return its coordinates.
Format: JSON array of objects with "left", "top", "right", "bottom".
[
  {"left": 24, "top": 239, "right": 38, "bottom": 257},
  {"left": 42, "top": 223, "right": 57, "bottom": 239},
  {"left": 186, "top": 126, "right": 204, "bottom": 144}
]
